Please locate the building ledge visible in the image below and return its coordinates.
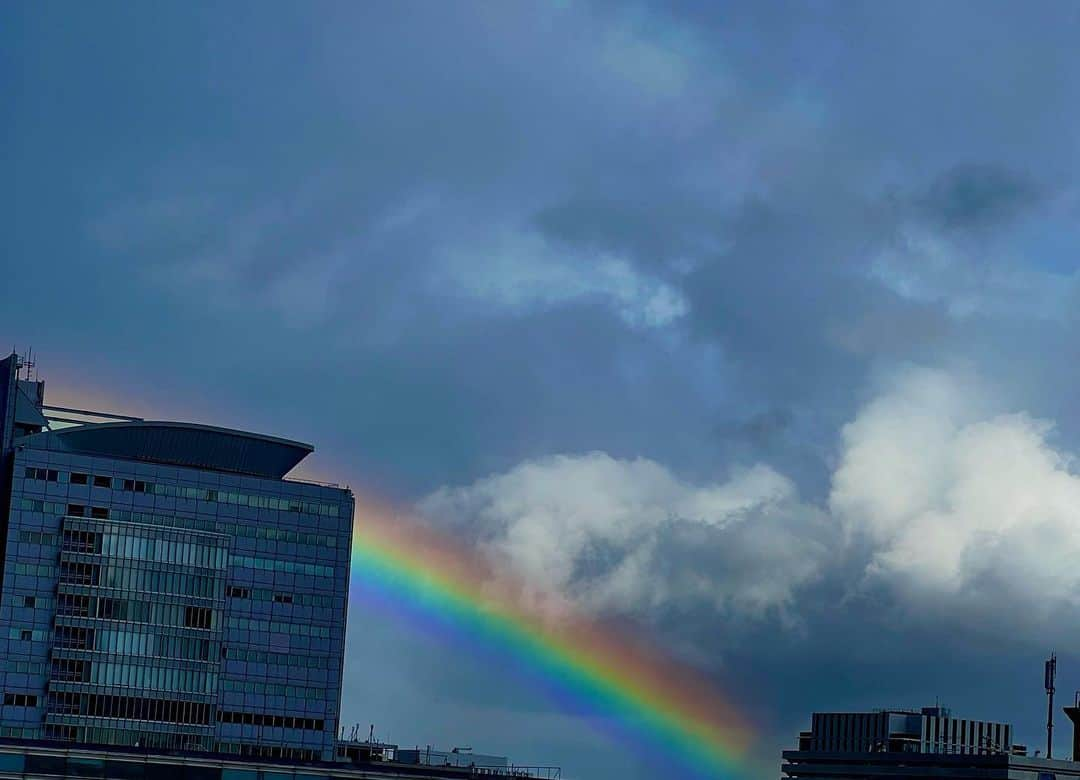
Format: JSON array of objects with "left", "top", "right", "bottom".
[{"left": 17, "top": 421, "right": 314, "bottom": 479}]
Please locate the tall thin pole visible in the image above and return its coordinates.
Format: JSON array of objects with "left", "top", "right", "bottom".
[{"left": 1047, "top": 652, "right": 1057, "bottom": 759}]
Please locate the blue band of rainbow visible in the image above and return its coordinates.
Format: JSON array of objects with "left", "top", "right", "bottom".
[{"left": 348, "top": 498, "right": 754, "bottom": 779}]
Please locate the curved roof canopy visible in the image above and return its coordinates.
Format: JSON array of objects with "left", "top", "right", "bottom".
[{"left": 21, "top": 421, "right": 313, "bottom": 479}]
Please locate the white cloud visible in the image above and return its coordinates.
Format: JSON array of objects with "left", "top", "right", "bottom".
[
  {"left": 418, "top": 366, "right": 1080, "bottom": 638},
  {"left": 436, "top": 230, "right": 689, "bottom": 329},
  {"left": 831, "top": 366, "right": 1080, "bottom": 623},
  {"left": 418, "top": 452, "right": 831, "bottom": 620},
  {"left": 870, "top": 225, "right": 1078, "bottom": 321}
]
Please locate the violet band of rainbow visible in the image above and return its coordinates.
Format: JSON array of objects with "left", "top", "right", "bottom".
[{"left": 347, "top": 497, "right": 755, "bottom": 779}]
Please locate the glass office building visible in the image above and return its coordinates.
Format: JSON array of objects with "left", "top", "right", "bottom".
[{"left": 0, "top": 354, "right": 354, "bottom": 762}]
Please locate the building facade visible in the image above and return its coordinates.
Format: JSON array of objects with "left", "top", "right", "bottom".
[
  {"left": 800, "top": 706, "right": 1017, "bottom": 755},
  {"left": 0, "top": 739, "right": 559, "bottom": 780},
  {"left": 783, "top": 749, "right": 1080, "bottom": 780},
  {"left": 781, "top": 706, "right": 1063, "bottom": 780},
  {"left": 0, "top": 354, "right": 354, "bottom": 762}
]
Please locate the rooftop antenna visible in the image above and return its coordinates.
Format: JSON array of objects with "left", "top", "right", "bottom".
[
  {"left": 1046, "top": 652, "right": 1057, "bottom": 759},
  {"left": 18, "top": 347, "right": 35, "bottom": 382},
  {"left": 368, "top": 724, "right": 375, "bottom": 743}
]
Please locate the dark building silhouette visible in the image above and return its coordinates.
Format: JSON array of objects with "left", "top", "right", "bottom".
[
  {"left": 799, "top": 706, "right": 1018, "bottom": 756},
  {"left": 781, "top": 705, "right": 1080, "bottom": 780}
]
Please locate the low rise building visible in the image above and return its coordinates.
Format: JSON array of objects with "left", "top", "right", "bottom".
[{"left": 781, "top": 706, "right": 1078, "bottom": 780}]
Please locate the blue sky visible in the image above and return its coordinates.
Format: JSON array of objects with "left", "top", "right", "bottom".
[{"left": 6, "top": 2, "right": 1080, "bottom": 777}]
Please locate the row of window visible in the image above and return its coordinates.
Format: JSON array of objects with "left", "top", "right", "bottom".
[
  {"left": 70, "top": 473, "right": 114, "bottom": 487},
  {"left": 5, "top": 661, "right": 45, "bottom": 675},
  {"left": 43, "top": 723, "right": 212, "bottom": 752},
  {"left": 231, "top": 555, "right": 333, "bottom": 578},
  {"left": 8, "top": 628, "right": 48, "bottom": 642},
  {"left": 217, "top": 710, "right": 325, "bottom": 731},
  {"left": 64, "top": 505, "right": 110, "bottom": 520},
  {"left": 221, "top": 647, "right": 335, "bottom": 669},
  {"left": 59, "top": 560, "right": 223, "bottom": 599},
  {"left": 220, "top": 679, "right": 322, "bottom": 700},
  {"left": 15, "top": 499, "right": 341, "bottom": 550},
  {"left": 215, "top": 743, "right": 322, "bottom": 762},
  {"left": 223, "top": 523, "right": 340, "bottom": 548},
  {"left": 3, "top": 694, "right": 38, "bottom": 707},
  {"left": 57, "top": 594, "right": 217, "bottom": 631},
  {"left": 10, "top": 562, "right": 53, "bottom": 577},
  {"left": 0, "top": 726, "right": 36, "bottom": 739},
  {"left": 11, "top": 595, "right": 51, "bottom": 610},
  {"left": 54, "top": 625, "right": 92, "bottom": 650},
  {"left": 51, "top": 658, "right": 219, "bottom": 694},
  {"left": 225, "top": 587, "right": 336, "bottom": 608},
  {"left": 14, "top": 498, "right": 66, "bottom": 515},
  {"left": 225, "top": 617, "right": 331, "bottom": 639},
  {"left": 25, "top": 528, "right": 332, "bottom": 590},
  {"left": 47, "top": 691, "right": 213, "bottom": 725},
  {"left": 0, "top": 738, "right": 325, "bottom": 770},
  {"left": 17, "top": 530, "right": 56, "bottom": 546},
  {"left": 133, "top": 481, "right": 341, "bottom": 518},
  {"left": 18, "top": 498, "right": 216, "bottom": 534},
  {"left": 55, "top": 626, "right": 216, "bottom": 662},
  {"left": 102, "top": 630, "right": 215, "bottom": 662},
  {"left": 24, "top": 467, "right": 342, "bottom": 517},
  {"left": 63, "top": 525, "right": 228, "bottom": 571},
  {"left": 63, "top": 513, "right": 226, "bottom": 542}
]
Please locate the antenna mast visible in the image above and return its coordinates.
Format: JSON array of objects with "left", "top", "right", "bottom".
[
  {"left": 17, "top": 347, "right": 35, "bottom": 382},
  {"left": 1046, "top": 652, "right": 1057, "bottom": 759}
]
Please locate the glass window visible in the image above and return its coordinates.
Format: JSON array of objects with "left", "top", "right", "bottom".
[{"left": 65, "top": 757, "right": 104, "bottom": 777}]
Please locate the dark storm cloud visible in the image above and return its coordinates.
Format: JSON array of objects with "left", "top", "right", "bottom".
[
  {"left": 6, "top": 0, "right": 1080, "bottom": 775},
  {"left": 916, "top": 163, "right": 1043, "bottom": 230}
]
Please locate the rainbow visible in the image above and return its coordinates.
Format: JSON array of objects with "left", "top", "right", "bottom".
[{"left": 348, "top": 495, "right": 756, "bottom": 778}]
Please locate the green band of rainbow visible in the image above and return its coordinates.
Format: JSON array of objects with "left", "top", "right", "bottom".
[{"left": 348, "top": 496, "right": 755, "bottom": 778}]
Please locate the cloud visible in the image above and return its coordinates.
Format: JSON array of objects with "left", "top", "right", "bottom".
[
  {"left": 831, "top": 366, "right": 1080, "bottom": 626},
  {"left": 419, "top": 365, "right": 1080, "bottom": 642},
  {"left": 868, "top": 222, "right": 1078, "bottom": 321},
  {"left": 418, "top": 452, "right": 832, "bottom": 621},
  {"left": 916, "top": 163, "right": 1042, "bottom": 231},
  {"left": 434, "top": 230, "right": 689, "bottom": 329}
]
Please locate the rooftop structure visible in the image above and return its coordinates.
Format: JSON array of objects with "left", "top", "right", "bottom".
[
  {"left": 794, "top": 706, "right": 1020, "bottom": 756},
  {"left": 22, "top": 420, "right": 315, "bottom": 479},
  {"left": 781, "top": 706, "right": 1058, "bottom": 780}
]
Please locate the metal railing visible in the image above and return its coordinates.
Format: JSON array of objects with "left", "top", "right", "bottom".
[{"left": 454, "top": 767, "right": 560, "bottom": 779}]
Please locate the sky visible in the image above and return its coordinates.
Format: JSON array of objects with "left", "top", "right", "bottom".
[{"left": 5, "top": 1, "right": 1080, "bottom": 777}]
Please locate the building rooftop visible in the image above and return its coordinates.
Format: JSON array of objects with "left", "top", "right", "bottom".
[
  {"left": 0, "top": 739, "right": 561, "bottom": 780},
  {"left": 16, "top": 419, "right": 315, "bottom": 479}
]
